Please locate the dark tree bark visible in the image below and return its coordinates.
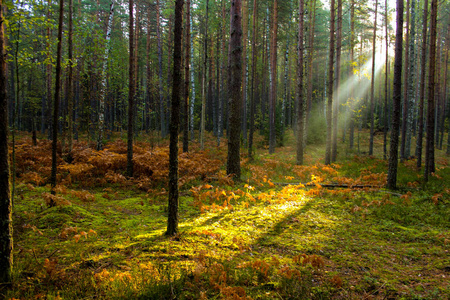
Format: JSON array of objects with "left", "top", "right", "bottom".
[
  {"left": 182, "top": 0, "right": 190, "bottom": 153},
  {"left": 424, "top": 0, "right": 438, "bottom": 181},
  {"left": 332, "top": 0, "right": 342, "bottom": 162},
  {"left": 200, "top": 0, "right": 209, "bottom": 150},
  {"left": 387, "top": 0, "right": 404, "bottom": 189},
  {"left": 369, "top": 0, "right": 378, "bottom": 156},
  {"left": 67, "top": 0, "right": 74, "bottom": 155},
  {"left": 401, "top": 0, "right": 410, "bottom": 160},
  {"left": 269, "top": 0, "right": 278, "bottom": 154},
  {"left": 241, "top": 0, "right": 248, "bottom": 146},
  {"left": 383, "top": 0, "right": 389, "bottom": 160},
  {"left": 127, "top": 0, "right": 135, "bottom": 178},
  {"left": 416, "top": 0, "right": 428, "bottom": 168},
  {"left": 50, "top": 0, "right": 64, "bottom": 198},
  {"left": 226, "top": 0, "right": 242, "bottom": 180},
  {"left": 167, "top": 0, "right": 184, "bottom": 236},
  {"left": 296, "top": 0, "right": 305, "bottom": 165},
  {"left": 325, "top": 0, "right": 335, "bottom": 165},
  {"left": 248, "top": 0, "right": 257, "bottom": 159},
  {"left": 0, "top": 0, "right": 13, "bottom": 284},
  {"left": 156, "top": 0, "right": 166, "bottom": 139}
]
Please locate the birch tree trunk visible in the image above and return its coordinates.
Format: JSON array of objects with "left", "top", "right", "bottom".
[
  {"left": 405, "top": 0, "right": 416, "bottom": 158},
  {"left": 183, "top": 0, "right": 190, "bottom": 153},
  {"left": 97, "top": 1, "right": 114, "bottom": 151},
  {"left": 416, "top": 0, "right": 428, "bottom": 169}
]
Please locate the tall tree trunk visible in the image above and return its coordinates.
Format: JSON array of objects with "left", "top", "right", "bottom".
[
  {"left": 156, "top": 0, "right": 166, "bottom": 139},
  {"left": 226, "top": 0, "right": 242, "bottom": 180},
  {"left": 369, "top": 0, "right": 378, "bottom": 156},
  {"left": 387, "top": 0, "right": 404, "bottom": 189},
  {"left": 97, "top": 1, "right": 114, "bottom": 151},
  {"left": 50, "top": 0, "right": 64, "bottom": 199},
  {"left": 200, "top": 0, "right": 209, "bottom": 150},
  {"left": 401, "top": 0, "right": 410, "bottom": 160},
  {"left": 248, "top": 0, "right": 257, "bottom": 158},
  {"left": 332, "top": 0, "right": 342, "bottom": 161},
  {"left": 305, "top": 0, "right": 316, "bottom": 144},
  {"left": 269, "top": 0, "right": 278, "bottom": 154},
  {"left": 167, "top": 0, "right": 184, "bottom": 236},
  {"left": 424, "top": 0, "right": 437, "bottom": 181},
  {"left": 182, "top": 0, "right": 190, "bottom": 153},
  {"left": 241, "top": 0, "right": 248, "bottom": 146},
  {"left": 416, "top": 0, "right": 428, "bottom": 168},
  {"left": 325, "top": 0, "right": 335, "bottom": 165},
  {"left": 383, "top": 0, "right": 389, "bottom": 159},
  {"left": 296, "top": 0, "right": 305, "bottom": 165},
  {"left": 349, "top": 0, "right": 355, "bottom": 149},
  {"left": 127, "top": 0, "right": 135, "bottom": 178},
  {"left": 0, "top": 0, "right": 12, "bottom": 284},
  {"left": 67, "top": 0, "right": 74, "bottom": 155},
  {"left": 405, "top": 0, "right": 416, "bottom": 158},
  {"left": 189, "top": 24, "right": 196, "bottom": 140}
]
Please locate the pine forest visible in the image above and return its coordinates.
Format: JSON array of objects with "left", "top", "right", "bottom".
[{"left": 0, "top": 0, "right": 449, "bottom": 298}]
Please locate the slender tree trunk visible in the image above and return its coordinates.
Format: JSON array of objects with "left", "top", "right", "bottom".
[
  {"left": 248, "top": 0, "right": 257, "bottom": 158},
  {"left": 200, "top": 0, "right": 209, "bottom": 150},
  {"left": 401, "top": 0, "right": 410, "bottom": 160},
  {"left": 97, "top": 1, "right": 114, "bottom": 151},
  {"left": 369, "top": 0, "right": 378, "bottom": 156},
  {"left": 226, "top": 0, "right": 242, "bottom": 180},
  {"left": 332, "top": 0, "right": 342, "bottom": 161},
  {"left": 296, "top": 0, "right": 305, "bottom": 165},
  {"left": 127, "top": 0, "right": 135, "bottom": 178},
  {"left": 0, "top": 0, "right": 13, "bottom": 284},
  {"left": 305, "top": 0, "right": 316, "bottom": 144},
  {"left": 50, "top": 0, "right": 64, "bottom": 199},
  {"left": 156, "top": 0, "right": 166, "bottom": 139},
  {"left": 241, "top": 0, "right": 248, "bottom": 146},
  {"left": 325, "top": 0, "right": 335, "bottom": 165},
  {"left": 268, "top": 0, "right": 278, "bottom": 154},
  {"left": 416, "top": 0, "right": 428, "bottom": 168},
  {"left": 183, "top": 0, "right": 190, "bottom": 153},
  {"left": 405, "top": 0, "right": 416, "bottom": 158},
  {"left": 387, "top": 0, "right": 404, "bottom": 189},
  {"left": 383, "top": 0, "right": 389, "bottom": 160},
  {"left": 349, "top": 0, "right": 355, "bottom": 149},
  {"left": 167, "top": 0, "right": 184, "bottom": 236},
  {"left": 67, "top": 0, "right": 74, "bottom": 156},
  {"left": 189, "top": 25, "right": 196, "bottom": 140},
  {"left": 424, "top": 0, "right": 437, "bottom": 181}
]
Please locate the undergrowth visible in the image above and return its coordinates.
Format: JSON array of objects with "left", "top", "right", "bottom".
[{"left": 3, "top": 131, "right": 449, "bottom": 299}]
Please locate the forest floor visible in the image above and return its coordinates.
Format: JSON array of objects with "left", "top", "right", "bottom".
[{"left": 3, "top": 130, "right": 450, "bottom": 300}]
